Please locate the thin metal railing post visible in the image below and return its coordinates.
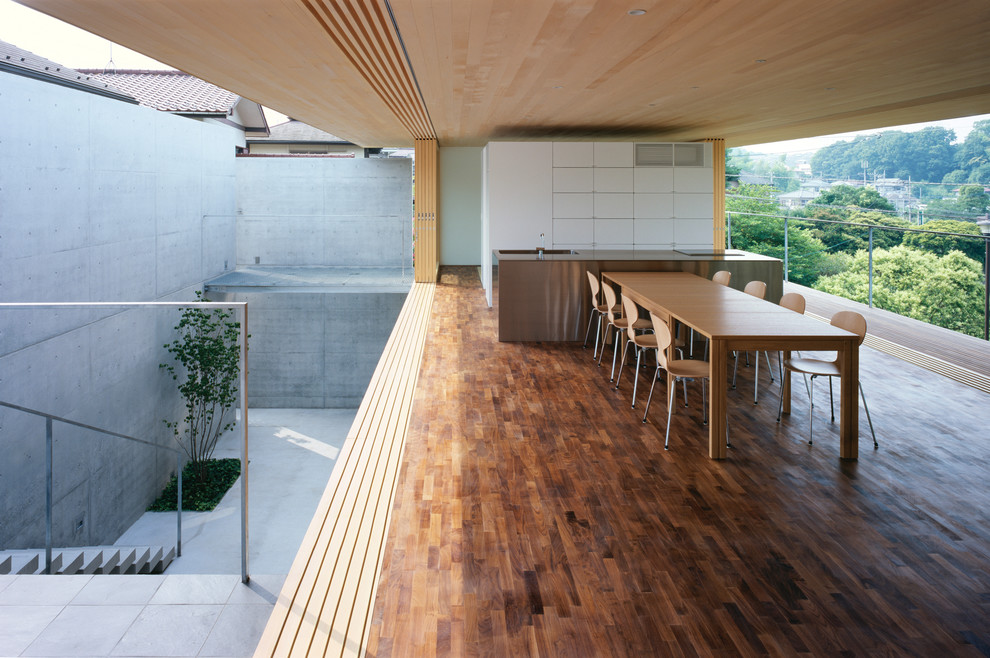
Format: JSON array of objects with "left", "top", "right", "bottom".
[
  {"left": 726, "top": 213, "right": 732, "bottom": 249},
  {"left": 240, "top": 304, "right": 250, "bottom": 584},
  {"left": 45, "top": 417, "right": 53, "bottom": 575},
  {"left": 176, "top": 452, "right": 182, "bottom": 557},
  {"left": 868, "top": 227, "right": 875, "bottom": 308},
  {"left": 784, "top": 217, "right": 790, "bottom": 282}
]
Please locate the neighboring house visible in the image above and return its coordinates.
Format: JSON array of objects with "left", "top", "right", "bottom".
[
  {"left": 245, "top": 118, "right": 368, "bottom": 157},
  {"left": 778, "top": 177, "right": 833, "bottom": 208},
  {"left": 79, "top": 68, "right": 269, "bottom": 142}
]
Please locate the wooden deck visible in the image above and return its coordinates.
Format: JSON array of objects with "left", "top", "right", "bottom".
[
  {"left": 788, "top": 282, "right": 990, "bottom": 394},
  {"left": 362, "top": 267, "right": 990, "bottom": 656}
]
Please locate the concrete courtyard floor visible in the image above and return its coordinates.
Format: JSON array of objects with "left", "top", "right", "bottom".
[{"left": 0, "top": 408, "right": 354, "bottom": 658}]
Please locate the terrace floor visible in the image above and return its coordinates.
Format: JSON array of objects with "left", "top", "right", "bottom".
[{"left": 363, "top": 266, "right": 990, "bottom": 656}]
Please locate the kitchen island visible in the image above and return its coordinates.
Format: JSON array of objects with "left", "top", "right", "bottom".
[{"left": 493, "top": 249, "right": 783, "bottom": 342}]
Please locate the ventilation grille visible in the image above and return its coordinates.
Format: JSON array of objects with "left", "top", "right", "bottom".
[
  {"left": 635, "top": 143, "right": 707, "bottom": 167},
  {"left": 635, "top": 143, "right": 673, "bottom": 166}
]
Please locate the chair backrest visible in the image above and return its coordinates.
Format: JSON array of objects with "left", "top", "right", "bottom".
[
  {"left": 779, "top": 292, "right": 806, "bottom": 314},
  {"left": 831, "top": 310, "right": 868, "bottom": 346},
  {"left": 649, "top": 311, "right": 673, "bottom": 368},
  {"left": 712, "top": 270, "right": 731, "bottom": 286},
  {"left": 586, "top": 271, "right": 601, "bottom": 305},
  {"left": 602, "top": 281, "right": 620, "bottom": 322},
  {"left": 743, "top": 280, "right": 766, "bottom": 299},
  {"left": 621, "top": 293, "right": 640, "bottom": 330}
]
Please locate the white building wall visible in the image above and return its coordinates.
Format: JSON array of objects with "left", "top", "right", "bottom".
[
  {"left": 0, "top": 72, "right": 239, "bottom": 550},
  {"left": 487, "top": 141, "right": 715, "bottom": 252}
]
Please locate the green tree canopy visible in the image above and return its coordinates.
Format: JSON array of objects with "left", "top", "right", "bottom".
[
  {"left": 726, "top": 183, "right": 833, "bottom": 285},
  {"left": 943, "top": 119, "right": 990, "bottom": 184},
  {"left": 815, "top": 246, "right": 985, "bottom": 337},
  {"left": 808, "top": 184, "right": 897, "bottom": 218},
  {"left": 811, "top": 128, "right": 957, "bottom": 182},
  {"left": 902, "top": 219, "right": 985, "bottom": 262},
  {"left": 808, "top": 211, "right": 911, "bottom": 255}
]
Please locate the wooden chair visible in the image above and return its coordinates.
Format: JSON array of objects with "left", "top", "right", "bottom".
[
  {"left": 731, "top": 280, "right": 775, "bottom": 403},
  {"left": 598, "top": 282, "right": 651, "bottom": 382},
  {"left": 777, "top": 292, "right": 811, "bottom": 398},
  {"left": 583, "top": 271, "right": 617, "bottom": 359},
  {"left": 642, "top": 311, "right": 711, "bottom": 450},
  {"left": 776, "top": 310, "right": 878, "bottom": 448},
  {"left": 615, "top": 293, "right": 675, "bottom": 408},
  {"left": 697, "top": 270, "right": 732, "bottom": 357}
]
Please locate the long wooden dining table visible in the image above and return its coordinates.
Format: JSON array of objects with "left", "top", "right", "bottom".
[{"left": 602, "top": 271, "right": 861, "bottom": 460}]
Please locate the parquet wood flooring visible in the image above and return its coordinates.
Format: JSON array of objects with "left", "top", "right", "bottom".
[{"left": 365, "top": 266, "right": 990, "bottom": 657}]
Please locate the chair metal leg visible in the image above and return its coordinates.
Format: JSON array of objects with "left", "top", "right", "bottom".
[
  {"left": 764, "top": 351, "right": 775, "bottom": 382},
  {"left": 753, "top": 355, "right": 759, "bottom": 404},
  {"left": 583, "top": 309, "right": 596, "bottom": 349},
  {"left": 631, "top": 347, "right": 643, "bottom": 407},
  {"left": 610, "top": 328, "right": 625, "bottom": 381},
  {"left": 732, "top": 351, "right": 739, "bottom": 389},
  {"left": 615, "top": 337, "right": 634, "bottom": 390},
  {"left": 665, "top": 383, "right": 676, "bottom": 449},
  {"left": 860, "top": 382, "right": 878, "bottom": 448},
  {"left": 701, "top": 379, "right": 708, "bottom": 426},
  {"left": 643, "top": 366, "right": 660, "bottom": 423},
  {"left": 598, "top": 324, "right": 611, "bottom": 367},
  {"left": 828, "top": 377, "right": 835, "bottom": 422},
  {"left": 593, "top": 314, "right": 603, "bottom": 359},
  {"left": 808, "top": 375, "right": 815, "bottom": 445}
]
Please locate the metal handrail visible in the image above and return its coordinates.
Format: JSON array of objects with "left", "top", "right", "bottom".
[
  {"left": 0, "top": 400, "right": 183, "bottom": 574},
  {"left": 0, "top": 300, "right": 250, "bottom": 582},
  {"left": 725, "top": 211, "right": 988, "bottom": 333}
]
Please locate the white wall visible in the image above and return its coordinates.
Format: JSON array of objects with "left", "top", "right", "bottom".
[
  {"left": 439, "top": 147, "right": 483, "bottom": 266},
  {"left": 0, "top": 71, "right": 240, "bottom": 549},
  {"left": 487, "top": 141, "right": 715, "bottom": 252},
  {"left": 487, "top": 142, "right": 554, "bottom": 252}
]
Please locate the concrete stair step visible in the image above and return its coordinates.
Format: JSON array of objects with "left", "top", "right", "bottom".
[{"left": 0, "top": 546, "right": 174, "bottom": 575}]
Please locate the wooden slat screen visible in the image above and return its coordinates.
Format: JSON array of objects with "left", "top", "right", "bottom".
[
  {"left": 254, "top": 282, "right": 436, "bottom": 657},
  {"left": 414, "top": 138, "right": 438, "bottom": 283},
  {"left": 705, "top": 138, "right": 727, "bottom": 252}
]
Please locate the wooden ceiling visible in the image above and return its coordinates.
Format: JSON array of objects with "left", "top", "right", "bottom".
[{"left": 17, "top": 0, "right": 990, "bottom": 148}]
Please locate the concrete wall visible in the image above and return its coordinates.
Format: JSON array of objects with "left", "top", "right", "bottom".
[
  {"left": 235, "top": 157, "right": 412, "bottom": 268},
  {"left": 0, "top": 71, "right": 240, "bottom": 550},
  {"left": 439, "top": 147, "right": 483, "bottom": 266},
  {"left": 208, "top": 290, "right": 406, "bottom": 408}
]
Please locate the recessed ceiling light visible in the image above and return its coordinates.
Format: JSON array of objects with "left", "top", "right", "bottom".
[
  {"left": 628, "top": 9, "right": 646, "bottom": 16},
  {"left": 755, "top": 59, "right": 767, "bottom": 64},
  {"left": 825, "top": 87, "right": 836, "bottom": 91},
  {"left": 552, "top": 85, "right": 564, "bottom": 89}
]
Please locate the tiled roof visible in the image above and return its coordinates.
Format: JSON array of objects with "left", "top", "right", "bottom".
[
  {"left": 78, "top": 69, "right": 239, "bottom": 114},
  {"left": 0, "top": 39, "right": 136, "bottom": 103},
  {"left": 250, "top": 119, "right": 350, "bottom": 144}
]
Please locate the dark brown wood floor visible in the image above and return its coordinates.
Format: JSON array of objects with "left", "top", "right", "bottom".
[{"left": 366, "top": 266, "right": 990, "bottom": 657}]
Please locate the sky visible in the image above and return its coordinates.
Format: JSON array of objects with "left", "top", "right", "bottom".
[{"left": 2, "top": 0, "right": 987, "bottom": 151}]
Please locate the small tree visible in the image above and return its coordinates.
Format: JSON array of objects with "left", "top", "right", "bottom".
[{"left": 160, "top": 293, "right": 241, "bottom": 481}]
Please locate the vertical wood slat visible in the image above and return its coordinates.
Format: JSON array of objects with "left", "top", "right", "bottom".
[
  {"left": 705, "top": 138, "right": 727, "bottom": 252},
  {"left": 302, "top": 0, "right": 435, "bottom": 140},
  {"left": 415, "top": 138, "right": 438, "bottom": 283},
  {"left": 253, "top": 282, "right": 436, "bottom": 658}
]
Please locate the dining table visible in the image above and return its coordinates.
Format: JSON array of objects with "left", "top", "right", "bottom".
[{"left": 602, "top": 271, "right": 861, "bottom": 460}]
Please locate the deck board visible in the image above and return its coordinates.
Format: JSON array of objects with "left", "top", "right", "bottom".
[
  {"left": 788, "top": 281, "right": 990, "bottom": 391},
  {"left": 364, "top": 267, "right": 990, "bottom": 656}
]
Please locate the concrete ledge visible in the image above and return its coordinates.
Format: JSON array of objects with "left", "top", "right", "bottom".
[{"left": 254, "top": 282, "right": 435, "bottom": 657}]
